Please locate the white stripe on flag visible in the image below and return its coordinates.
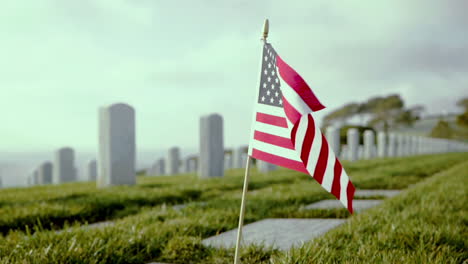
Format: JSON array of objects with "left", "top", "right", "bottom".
[
  {"left": 305, "top": 121, "right": 323, "bottom": 174},
  {"left": 250, "top": 140, "right": 301, "bottom": 161},
  {"left": 339, "top": 170, "right": 349, "bottom": 207},
  {"left": 255, "top": 103, "right": 287, "bottom": 118},
  {"left": 321, "top": 150, "right": 336, "bottom": 193},
  {"left": 278, "top": 74, "right": 313, "bottom": 115},
  {"left": 254, "top": 122, "right": 291, "bottom": 138},
  {"left": 293, "top": 115, "right": 308, "bottom": 156}
]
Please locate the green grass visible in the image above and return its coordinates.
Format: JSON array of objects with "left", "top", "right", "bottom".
[
  {"left": 0, "top": 170, "right": 302, "bottom": 235},
  {"left": 270, "top": 159, "right": 468, "bottom": 264},
  {"left": 0, "top": 153, "right": 466, "bottom": 263}
]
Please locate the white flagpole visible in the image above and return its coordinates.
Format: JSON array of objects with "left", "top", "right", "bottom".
[{"left": 234, "top": 19, "right": 269, "bottom": 264}]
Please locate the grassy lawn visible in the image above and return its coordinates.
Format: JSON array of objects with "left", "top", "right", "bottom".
[
  {"left": 270, "top": 159, "right": 468, "bottom": 264},
  {"left": 0, "top": 153, "right": 466, "bottom": 263}
]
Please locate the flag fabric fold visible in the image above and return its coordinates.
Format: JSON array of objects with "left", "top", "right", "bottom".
[{"left": 248, "top": 43, "right": 355, "bottom": 213}]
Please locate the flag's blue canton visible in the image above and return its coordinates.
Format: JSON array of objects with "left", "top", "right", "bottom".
[{"left": 258, "top": 44, "right": 283, "bottom": 107}]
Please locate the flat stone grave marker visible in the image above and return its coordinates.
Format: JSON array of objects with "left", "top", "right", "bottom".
[
  {"left": 304, "top": 199, "right": 382, "bottom": 213},
  {"left": 202, "top": 218, "right": 346, "bottom": 251},
  {"left": 86, "top": 220, "right": 115, "bottom": 229},
  {"left": 56, "top": 220, "right": 115, "bottom": 234},
  {"left": 172, "top": 201, "right": 207, "bottom": 211},
  {"left": 355, "top": 189, "right": 401, "bottom": 198}
]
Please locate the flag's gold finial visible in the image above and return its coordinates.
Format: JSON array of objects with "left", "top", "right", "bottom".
[{"left": 262, "top": 19, "right": 269, "bottom": 41}]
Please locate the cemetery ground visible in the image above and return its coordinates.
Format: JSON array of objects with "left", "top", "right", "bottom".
[{"left": 0, "top": 153, "right": 467, "bottom": 263}]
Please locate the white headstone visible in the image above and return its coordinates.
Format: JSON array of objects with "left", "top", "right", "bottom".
[
  {"left": 167, "top": 147, "right": 180, "bottom": 175},
  {"left": 183, "top": 157, "right": 193, "bottom": 173},
  {"left": 86, "top": 159, "right": 97, "bottom": 181},
  {"left": 377, "top": 131, "right": 386, "bottom": 158},
  {"left": 257, "top": 160, "right": 277, "bottom": 173},
  {"left": 347, "top": 128, "right": 359, "bottom": 162},
  {"left": 146, "top": 160, "right": 157, "bottom": 176},
  {"left": 340, "top": 145, "right": 348, "bottom": 160},
  {"left": 53, "top": 147, "right": 76, "bottom": 184},
  {"left": 430, "top": 138, "right": 438, "bottom": 153},
  {"left": 444, "top": 139, "right": 451, "bottom": 153},
  {"left": 418, "top": 137, "right": 425, "bottom": 154},
  {"left": 38, "top": 161, "right": 53, "bottom": 185},
  {"left": 387, "top": 133, "right": 397, "bottom": 157},
  {"left": 241, "top": 153, "right": 248, "bottom": 168},
  {"left": 357, "top": 145, "right": 364, "bottom": 160},
  {"left": 447, "top": 140, "right": 454, "bottom": 152},
  {"left": 233, "top": 146, "right": 247, "bottom": 168},
  {"left": 363, "top": 130, "right": 375, "bottom": 159},
  {"left": 326, "top": 126, "right": 341, "bottom": 156},
  {"left": 189, "top": 157, "right": 198, "bottom": 173},
  {"left": 199, "top": 114, "right": 224, "bottom": 178},
  {"left": 397, "top": 134, "right": 406, "bottom": 156},
  {"left": 98, "top": 103, "right": 136, "bottom": 187},
  {"left": 437, "top": 139, "right": 444, "bottom": 153},
  {"left": 224, "top": 151, "right": 234, "bottom": 170},
  {"left": 428, "top": 138, "right": 435, "bottom": 153},
  {"left": 155, "top": 158, "right": 166, "bottom": 175},
  {"left": 405, "top": 135, "right": 413, "bottom": 156},
  {"left": 145, "top": 167, "right": 152, "bottom": 176},
  {"left": 33, "top": 169, "right": 39, "bottom": 185},
  {"left": 411, "top": 136, "right": 419, "bottom": 155}
]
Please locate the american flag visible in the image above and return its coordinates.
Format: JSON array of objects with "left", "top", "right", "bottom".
[{"left": 248, "top": 43, "right": 355, "bottom": 213}]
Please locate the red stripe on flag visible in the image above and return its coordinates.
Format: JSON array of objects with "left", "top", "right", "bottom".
[
  {"left": 282, "top": 96, "right": 302, "bottom": 124},
  {"left": 252, "top": 148, "right": 308, "bottom": 174},
  {"left": 300, "top": 114, "right": 316, "bottom": 167},
  {"left": 276, "top": 55, "right": 325, "bottom": 112},
  {"left": 290, "top": 120, "right": 299, "bottom": 146},
  {"left": 256, "top": 113, "right": 288, "bottom": 128},
  {"left": 312, "top": 134, "right": 329, "bottom": 184},
  {"left": 347, "top": 182, "right": 355, "bottom": 214},
  {"left": 254, "top": 131, "right": 295, "bottom": 150},
  {"left": 331, "top": 158, "right": 342, "bottom": 199}
]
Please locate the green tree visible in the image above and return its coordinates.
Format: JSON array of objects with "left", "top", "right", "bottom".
[
  {"left": 322, "top": 103, "right": 361, "bottom": 128},
  {"left": 429, "top": 120, "right": 453, "bottom": 139},
  {"left": 456, "top": 97, "right": 468, "bottom": 128},
  {"left": 324, "top": 94, "right": 423, "bottom": 131},
  {"left": 366, "top": 94, "right": 404, "bottom": 131}
]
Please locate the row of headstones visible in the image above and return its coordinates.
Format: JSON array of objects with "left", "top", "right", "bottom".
[
  {"left": 25, "top": 104, "right": 130, "bottom": 187},
  {"left": 26, "top": 102, "right": 468, "bottom": 188},
  {"left": 26, "top": 147, "right": 98, "bottom": 186},
  {"left": 26, "top": 103, "right": 135, "bottom": 187},
  {"left": 108, "top": 107, "right": 274, "bottom": 182},
  {"left": 325, "top": 127, "right": 468, "bottom": 162},
  {"left": 98, "top": 105, "right": 237, "bottom": 184},
  {"left": 145, "top": 146, "right": 278, "bottom": 176},
  {"left": 25, "top": 104, "right": 238, "bottom": 187}
]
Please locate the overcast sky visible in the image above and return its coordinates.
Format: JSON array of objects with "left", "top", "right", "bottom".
[{"left": 1, "top": 0, "right": 467, "bottom": 154}]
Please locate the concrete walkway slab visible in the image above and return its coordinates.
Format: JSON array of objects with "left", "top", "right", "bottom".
[
  {"left": 304, "top": 199, "right": 382, "bottom": 213},
  {"left": 86, "top": 220, "right": 115, "bottom": 229},
  {"left": 172, "top": 201, "right": 207, "bottom": 211},
  {"left": 355, "top": 189, "right": 401, "bottom": 198},
  {"left": 202, "top": 218, "right": 346, "bottom": 251}
]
